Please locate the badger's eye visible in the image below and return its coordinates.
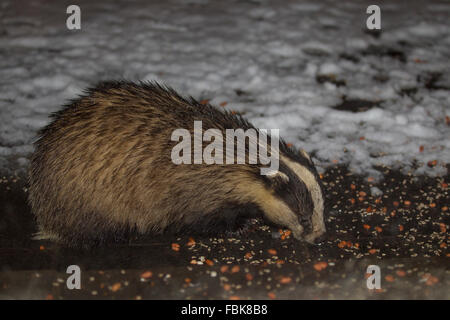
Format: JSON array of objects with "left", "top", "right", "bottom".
[
  {"left": 299, "top": 216, "right": 312, "bottom": 232},
  {"left": 300, "top": 216, "right": 309, "bottom": 224}
]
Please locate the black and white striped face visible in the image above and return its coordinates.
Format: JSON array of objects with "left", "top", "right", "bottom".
[{"left": 264, "top": 150, "right": 326, "bottom": 244}]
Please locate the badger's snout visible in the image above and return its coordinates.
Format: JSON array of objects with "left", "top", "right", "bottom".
[{"left": 303, "top": 211, "right": 327, "bottom": 244}]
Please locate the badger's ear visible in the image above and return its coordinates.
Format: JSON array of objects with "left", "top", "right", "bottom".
[
  {"left": 265, "top": 170, "right": 290, "bottom": 183},
  {"left": 299, "top": 149, "right": 311, "bottom": 162}
]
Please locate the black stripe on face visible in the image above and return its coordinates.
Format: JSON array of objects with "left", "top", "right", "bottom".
[{"left": 265, "top": 163, "right": 315, "bottom": 234}]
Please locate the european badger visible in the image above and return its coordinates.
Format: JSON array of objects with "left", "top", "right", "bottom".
[{"left": 28, "top": 81, "right": 325, "bottom": 247}]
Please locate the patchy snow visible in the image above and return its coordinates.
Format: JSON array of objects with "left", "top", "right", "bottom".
[{"left": 0, "top": 0, "right": 449, "bottom": 177}]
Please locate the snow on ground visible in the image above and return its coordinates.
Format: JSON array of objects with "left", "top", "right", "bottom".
[{"left": 0, "top": 0, "right": 449, "bottom": 177}]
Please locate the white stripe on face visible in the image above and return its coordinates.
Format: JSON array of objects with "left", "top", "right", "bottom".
[{"left": 281, "top": 155, "right": 325, "bottom": 242}]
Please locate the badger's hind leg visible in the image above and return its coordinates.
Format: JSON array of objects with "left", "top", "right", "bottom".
[{"left": 34, "top": 209, "right": 136, "bottom": 248}]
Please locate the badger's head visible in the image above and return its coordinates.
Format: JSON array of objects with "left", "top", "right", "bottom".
[{"left": 258, "top": 149, "right": 326, "bottom": 244}]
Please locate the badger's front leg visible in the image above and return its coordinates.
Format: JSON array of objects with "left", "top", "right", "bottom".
[{"left": 225, "top": 218, "right": 260, "bottom": 238}]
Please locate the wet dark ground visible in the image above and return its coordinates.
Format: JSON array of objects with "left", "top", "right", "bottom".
[{"left": 0, "top": 165, "right": 448, "bottom": 299}]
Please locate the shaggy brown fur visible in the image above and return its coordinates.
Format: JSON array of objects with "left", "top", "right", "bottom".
[{"left": 28, "top": 81, "right": 325, "bottom": 247}]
